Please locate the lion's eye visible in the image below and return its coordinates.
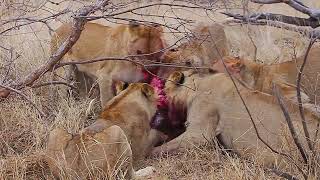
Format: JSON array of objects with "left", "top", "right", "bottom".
[
  {"left": 178, "top": 73, "right": 185, "bottom": 85},
  {"left": 122, "top": 82, "right": 129, "bottom": 90}
]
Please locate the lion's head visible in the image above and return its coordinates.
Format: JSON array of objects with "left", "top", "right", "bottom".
[
  {"left": 101, "top": 81, "right": 158, "bottom": 123},
  {"left": 212, "top": 56, "right": 262, "bottom": 88},
  {"left": 127, "top": 21, "right": 166, "bottom": 61},
  {"left": 158, "top": 70, "right": 205, "bottom": 140},
  {"left": 159, "top": 24, "right": 228, "bottom": 78},
  {"left": 163, "top": 42, "right": 204, "bottom": 65}
]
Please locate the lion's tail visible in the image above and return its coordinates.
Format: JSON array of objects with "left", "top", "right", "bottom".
[{"left": 0, "top": 152, "right": 47, "bottom": 177}]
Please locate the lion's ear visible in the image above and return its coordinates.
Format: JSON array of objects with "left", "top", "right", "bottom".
[
  {"left": 170, "top": 71, "right": 185, "bottom": 85},
  {"left": 224, "top": 57, "right": 243, "bottom": 74},
  {"left": 128, "top": 21, "right": 143, "bottom": 35},
  {"left": 141, "top": 83, "right": 154, "bottom": 98},
  {"left": 112, "top": 80, "right": 129, "bottom": 96},
  {"left": 150, "top": 22, "right": 160, "bottom": 28}
]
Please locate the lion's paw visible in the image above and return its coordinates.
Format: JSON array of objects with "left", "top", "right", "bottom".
[{"left": 135, "top": 166, "right": 156, "bottom": 178}]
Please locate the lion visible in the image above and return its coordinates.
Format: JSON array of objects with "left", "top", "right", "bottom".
[
  {"left": 153, "top": 70, "right": 320, "bottom": 167},
  {"left": 46, "top": 82, "right": 166, "bottom": 179},
  {"left": 51, "top": 21, "right": 166, "bottom": 107},
  {"left": 217, "top": 45, "right": 320, "bottom": 104},
  {"left": 158, "top": 23, "right": 229, "bottom": 78}
]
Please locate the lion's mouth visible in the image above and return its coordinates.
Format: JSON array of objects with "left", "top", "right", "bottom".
[
  {"left": 149, "top": 76, "right": 169, "bottom": 129},
  {"left": 150, "top": 77, "right": 168, "bottom": 109},
  {"left": 142, "top": 70, "right": 168, "bottom": 127},
  {"left": 143, "top": 71, "right": 187, "bottom": 141},
  {"left": 141, "top": 69, "right": 168, "bottom": 109}
]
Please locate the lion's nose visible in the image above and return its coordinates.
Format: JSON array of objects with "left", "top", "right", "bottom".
[{"left": 137, "top": 50, "right": 142, "bottom": 54}]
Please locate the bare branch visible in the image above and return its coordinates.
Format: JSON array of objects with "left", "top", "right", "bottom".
[
  {"left": 108, "top": 3, "right": 212, "bottom": 17},
  {"left": 0, "top": 0, "right": 111, "bottom": 98},
  {"left": 251, "top": 0, "right": 284, "bottom": 3},
  {"left": 223, "top": 12, "right": 320, "bottom": 28},
  {"left": 222, "top": 12, "right": 320, "bottom": 39},
  {"left": 55, "top": 56, "right": 210, "bottom": 70},
  {"left": 0, "top": 10, "right": 69, "bottom": 35},
  {"left": 296, "top": 39, "right": 316, "bottom": 153},
  {"left": 223, "top": 0, "right": 320, "bottom": 42},
  {"left": 273, "top": 84, "right": 308, "bottom": 164},
  {"left": 31, "top": 81, "right": 77, "bottom": 89},
  {"left": 251, "top": 0, "right": 320, "bottom": 19}
]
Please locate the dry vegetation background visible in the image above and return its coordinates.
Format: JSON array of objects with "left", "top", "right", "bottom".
[{"left": 1, "top": 0, "right": 320, "bottom": 179}]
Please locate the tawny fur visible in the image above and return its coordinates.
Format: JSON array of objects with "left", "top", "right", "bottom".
[
  {"left": 154, "top": 70, "right": 320, "bottom": 167},
  {"left": 220, "top": 45, "right": 320, "bottom": 105},
  {"left": 158, "top": 23, "right": 229, "bottom": 78},
  {"left": 46, "top": 83, "right": 163, "bottom": 179},
  {"left": 51, "top": 22, "right": 166, "bottom": 107}
]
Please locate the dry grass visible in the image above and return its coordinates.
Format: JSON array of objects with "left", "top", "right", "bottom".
[{"left": 1, "top": 0, "right": 320, "bottom": 179}]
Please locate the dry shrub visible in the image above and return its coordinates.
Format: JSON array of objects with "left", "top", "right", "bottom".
[
  {"left": 0, "top": 96, "right": 46, "bottom": 156},
  {"left": 146, "top": 142, "right": 301, "bottom": 180}
]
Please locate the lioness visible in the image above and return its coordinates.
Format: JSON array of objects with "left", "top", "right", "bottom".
[
  {"left": 51, "top": 21, "right": 166, "bottom": 106},
  {"left": 154, "top": 70, "right": 319, "bottom": 167},
  {"left": 158, "top": 23, "right": 229, "bottom": 78},
  {"left": 46, "top": 82, "right": 164, "bottom": 179},
  {"left": 218, "top": 45, "right": 320, "bottom": 104}
]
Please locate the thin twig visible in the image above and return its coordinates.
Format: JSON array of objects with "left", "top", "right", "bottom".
[
  {"left": 0, "top": 10, "right": 69, "bottom": 35},
  {"left": 31, "top": 81, "right": 77, "bottom": 89},
  {"left": 55, "top": 56, "right": 210, "bottom": 70},
  {"left": 108, "top": 3, "right": 212, "bottom": 17},
  {"left": 273, "top": 84, "right": 308, "bottom": 164},
  {"left": 296, "top": 39, "right": 316, "bottom": 153}
]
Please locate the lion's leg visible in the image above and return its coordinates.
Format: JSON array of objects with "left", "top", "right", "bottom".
[
  {"left": 97, "top": 126, "right": 157, "bottom": 179},
  {"left": 53, "top": 64, "right": 78, "bottom": 99},
  {"left": 143, "top": 129, "right": 168, "bottom": 157},
  {"left": 57, "top": 64, "right": 96, "bottom": 99},
  {"left": 97, "top": 76, "right": 113, "bottom": 108},
  {"left": 152, "top": 106, "right": 220, "bottom": 155},
  {"left": 66, "top": 65, "right": 83, "bottom": 99},
  {"left": 46, "top": 128, "right": 74, "bottom": 177},
  {"left": 134, "top": 166, "right": 156, "bottom": 179},
  {"left": 74, "top": 69, "right": 98, "bottom": 99},
  {"left": 87, "top": 125, "right": 135, "bottom": 179}
]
